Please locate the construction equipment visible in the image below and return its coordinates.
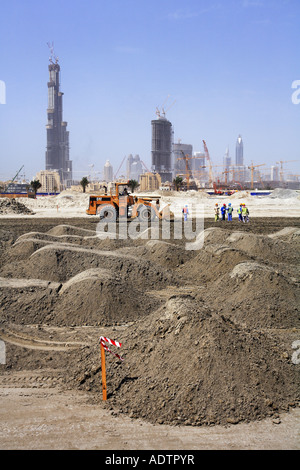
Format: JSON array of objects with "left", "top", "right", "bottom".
[
  {"left": 202, "top": 140, "right": 214, "bottom": 187},
  {"left": 114, "top": 155, "right": 127, "bottom": 180},
  {"left": 276, "top": 160, "right": 297, "bottom": 183},
  {"left": 248, "top": 162, "right": 265, "bottom": 189},
  {"left": 86, "top": 181, "right": 172, "bottom": 221},
  {"left": 156, "top": 95, "right": 176, "bottom": 119},
  {"left": 5, "top": 165, "right": 24, "bottom": 192},
  {"left": 177, "top": 151, "right": 193, "bottom": 190},
  {"left": 177, "top": 151, "right": 206, "bottom": 190}
]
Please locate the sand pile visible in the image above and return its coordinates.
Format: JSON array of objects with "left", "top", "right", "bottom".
[
  {"left": 0, "top": 276, "right": 61, "bottom": 324},
  {"left": 73, "top": 295, "right": 299, "bottom": 426},
  {"left": 270, "top": 188, "right": 300, "bottom": 199},
  {"left": 54, "top": 268, "right": 161, "bottom": 326},
  {"left": 0, "top": 198, "right": 34, "bottom": 215},
  {"left": 204, "top": 261, "right": 300, "bottom": 329}
]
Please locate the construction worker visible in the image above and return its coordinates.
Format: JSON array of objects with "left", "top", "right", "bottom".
[
  {"left": 182, "top": 205, "right": 189, "bottom": 221},
  {"left": 214, "top": 203, "right": 219, "bottom": 222},
  {"left": 227, "top": 202, "right": 233, "bottom": 221},
  {"left": 237, "top": 204, "right": 243, "bottom": 222},
  {"left": 221, "top": 203, "right": 226, "bottom": 221},
  {"left": 242, "top": 203, "right": 249, "bottom": 223}
]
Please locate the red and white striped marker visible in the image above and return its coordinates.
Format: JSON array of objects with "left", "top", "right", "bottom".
[{"left": 99, "top": 336, "right": 123, "bottom": 361}]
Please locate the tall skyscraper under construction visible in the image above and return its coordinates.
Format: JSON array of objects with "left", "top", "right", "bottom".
[
  {"left": 151, "top": 114, "right": 173, "bottom": 183},
  {"left": 45, "top": 45, "right": 72, "bottom": 187}
]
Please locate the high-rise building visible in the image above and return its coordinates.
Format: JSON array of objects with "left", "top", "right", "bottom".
[
  {"left": 271, "top": 165, "right": 279, "bottom": 181},
  {"left": 126, "top": 154, "right": 134, "bottom": 179},
  {"left": 130, "top": 155, "right": 143, "bottom": 181},
  {"left": 235, "top": 135, "right": 243, "bottom": 166},
  {"left": 151, "top": 115, "right": 173, "bottom": 183},
  {"left": 103, "top": 160, "right": 113, "bottom": 182},
  {"left": 173, "top": 142, "right": 193, "bottom": 178},
  {"left": 224, "top": 147, "right": 231, "bottom": 171},
  {"left": 45, "top": 49, "right": 72, "bottom": 187}
]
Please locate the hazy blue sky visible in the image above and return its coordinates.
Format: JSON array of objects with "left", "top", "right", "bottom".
[{"left": 0, "top": 0, "right": 299, "bottom": 182}]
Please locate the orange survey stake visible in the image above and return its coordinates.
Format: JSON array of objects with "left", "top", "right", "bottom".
[
  {"left": 99, "top": 336, "right": 123, "bottom": 401},
  {"left": 100, "top": 342, "right": 107, "bottom": 401}
]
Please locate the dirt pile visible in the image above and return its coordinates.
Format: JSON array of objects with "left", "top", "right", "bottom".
[
  {"left": 0, "top": 198, "right": 34, "bottom": 215},
  {"left": 0, "top": 220, "right": 299, "bottom": 428},
  {"left": 71, "top": 295, "right": 299, "bottom": 427}
]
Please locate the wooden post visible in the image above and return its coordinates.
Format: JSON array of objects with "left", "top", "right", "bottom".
[{"left": 101, "top": 343, "right": 107, "bottom": 400}]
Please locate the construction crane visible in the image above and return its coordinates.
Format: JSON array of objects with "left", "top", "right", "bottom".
[
  {"left": 248, "top": 162, "right": 265, "bottom": 189},
  {"left": 114, "top": 155, "right": 127, "bottom": 180},
  {"left": 155, "top": 95, "right": 176, "bottom": 119},
  {"left": 5, "top": 165, "right": 24, "bottom": 192},
  {"left": 141, "top": 160, "right": 151, "bottom": 173},
  {"left": 177, "top": 151, "right": 193, "bottom": 190},
  {"left": 202, "top": 140, "right": 214, "bottom": 187},
  {"left": 276, "top": 160, "right": 297, "bottom": 183}
]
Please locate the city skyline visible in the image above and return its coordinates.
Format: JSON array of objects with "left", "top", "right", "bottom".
[{"left": 0, "top": 0, "right": 299, "bottom": 183}]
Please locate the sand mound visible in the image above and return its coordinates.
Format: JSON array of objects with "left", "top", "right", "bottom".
[
  {"left": 53, "top": 268, "right": 161, "bottom": 326},
  {"left": 179, "top": 244, "right": 251, "bottom": 283},
  {"left": 225, "top": 231, "right": 299, "bottom": 264},
  {"left": 0, "top": 276, "right": 61, "bottom": 324},
  {"left": 0, "top": 198, "right": 34, "bottom": 215},
  {"left": 121, "top": 239, "right": 193, "bottom": 269},
  {"left": 204, "top": 261, "right": 300, "bottom": 329},
  {"left": 268, "top": 227, "right": 300, "bottom": 241},
  {"left": 73, "top": 296, "right": 299, "bottom": 426},
  {"left": 0, "top": 240, "right": 176, "bottom": 290},
  {"left": 47, "top": 224, "right": 96, "bottom": 237},
  {"left": 270, "top": 188, "right": 299, "bottom": 199}
]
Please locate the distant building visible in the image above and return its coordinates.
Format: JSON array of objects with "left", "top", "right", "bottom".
[
  {"left": 139, "top": 172, "right": 161, "bottom": 191},
  {"left": 45, "top": 49, "right": 72, "bottom": 187},
  {"left": 36, "top": 170, "right": 61, "bottom": 193},
  {"left": 235, "top": 135, "right": 243, "bottom": 166},
  {"left": 151, "top": 116, "right": 173, "bottom": 183},
  {"left": 126, "top": 154, "right": 134, "bottom": 179},
  {"left": 271, "top": 165, "right": 279, "bottom": 181},
  {"left": 103, "top": 160, "right": 113, "bottom": 182},
  {"left": 173, "top": 142, "right": 193, "bottom": 179},
  {"left": 130, "top": 155, "right": 143, "bottom": 181},
  {"left": 223, "top": 147, "right": 231, "bottom": 171}
]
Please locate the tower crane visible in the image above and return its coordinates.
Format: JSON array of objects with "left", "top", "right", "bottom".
[
  {"left": 5, "top": 165, "right": 24, "bottom": 192},
  {"left": 177, "top": 151, "right": 193, "bottom": 190},
  {"left": 248, "top": 162, "right": 265, "bottom": 189},
  {"left": 202, "top": 140, "right": 214, "bottom": 187},
  {"left": 155, "top": 95, "right": 176, "bottom": 119},
  {"left": 141, "top": 160, "right": 151, "bottom": 173},
  {"left": 276, "top": 160, "right": 297, "bottom": 183},
  {"left": 114, "top": 155, "right": 127, "bottom": 181},
  {"left": 177, "top": 151, "right": 207, "bottom": 190}
]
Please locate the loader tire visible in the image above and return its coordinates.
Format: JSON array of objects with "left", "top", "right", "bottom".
[
  {"left": 97, "top": 204, "right": 117, "bottom": 221},
  {"left": 138, "top": 205, "right": 156, "bottom": 222}
]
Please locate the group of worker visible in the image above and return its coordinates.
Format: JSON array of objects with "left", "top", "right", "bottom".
[{"left": 214, "top": 202, "right": 249, "bottom": 223}]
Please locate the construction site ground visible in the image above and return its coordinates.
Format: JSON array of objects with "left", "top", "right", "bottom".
[{"left": 0, "top": 214, "right": 299, "bottom": 450}]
